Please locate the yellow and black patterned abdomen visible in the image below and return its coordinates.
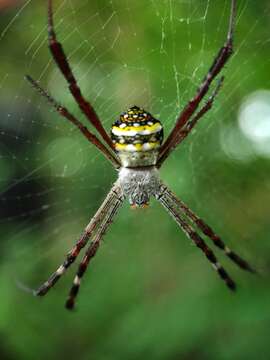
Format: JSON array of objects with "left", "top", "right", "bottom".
[{"left": 111, "top": 106, "right": 163, "bottom": 153}]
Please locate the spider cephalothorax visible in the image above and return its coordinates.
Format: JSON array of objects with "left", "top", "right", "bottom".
[
  {"left": 26, "top": 0, "right": 255, "bottom": 311},
  {"left": 119, "top": 166, "right": 160, "bottom": 207},
  {"left": 111, "top": 105, "right": 163, "bottom": 167}
]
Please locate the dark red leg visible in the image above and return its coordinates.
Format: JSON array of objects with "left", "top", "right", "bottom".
[
  {"left": 158, "top": 0, "right": 236, "bottom": 164},
  {"left": 25, "top": 75, "right": 120, "bottom": 168},
  {"left": 157, "top": 77, "right": 224, "bottom": 166},
  {"left": 47, "top": 0, "right": 115, "bottom": 152}
]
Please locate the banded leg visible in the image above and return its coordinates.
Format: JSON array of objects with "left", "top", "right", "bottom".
[
  {"left": 158, "top": 0, "right": 236, "bottom": 165},
  {"left": 157, "top": 77, "right": 224, "bottom": 167},
  {"left": 25, "top": 75, "right": 120, "bottom": 168},
  {"left": 47, "top": 0, "right": 115, "bottom": 151},
  {"left": 163, "top": 185, "right": 255, "bottom": 273},
  {"left": 65, "top": 191, "right": 124, "bottom": 310},
  {"left": 156, "top": 186, "right": 236, "bottom": 291},
  {"left": 35, "top": 182, "right": 123, "bottom": 296}
]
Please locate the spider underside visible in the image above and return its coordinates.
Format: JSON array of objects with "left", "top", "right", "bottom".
[{"left": 26, "top": 0, "right": 255, "bottom": 310}]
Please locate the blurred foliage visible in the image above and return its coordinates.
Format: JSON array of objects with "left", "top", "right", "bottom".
[{"left": 0, "top": 1, "right": 270, "bottom": 359}]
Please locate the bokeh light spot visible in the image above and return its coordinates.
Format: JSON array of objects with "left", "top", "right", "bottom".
[{"left": 239, "top": 90, "right": 270, "bottom": 157}]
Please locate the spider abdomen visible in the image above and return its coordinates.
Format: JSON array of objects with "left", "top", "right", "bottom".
[{"left": 111, "top": 106, "right": 163, "bottom": 167}]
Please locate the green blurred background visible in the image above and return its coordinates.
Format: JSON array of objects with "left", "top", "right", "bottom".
[{"left": 0, "top": 0, "right": 270, "bottom": 359}]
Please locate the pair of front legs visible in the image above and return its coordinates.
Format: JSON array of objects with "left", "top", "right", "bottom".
[
  {"left": 157, "top": 185, "right": 254, "bottom": 291},
  {"left": 34, "top": 182, "right": 124, "bottom": 309},
  {"left": 35, "top": 181, "right": 254, "bottom": 310}
]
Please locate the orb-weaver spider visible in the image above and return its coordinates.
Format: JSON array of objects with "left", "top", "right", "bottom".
[{"left": 26, "top": 0, "right": 254, "bottom": 310}]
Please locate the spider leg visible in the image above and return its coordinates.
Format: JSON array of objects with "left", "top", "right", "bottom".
[
  {"left": 34, "top": 183, "right": 123, "bottom": 296},
  {"left": 47, "top": 0, "right": 115, "bottom": 151},
  {"left": 65, "top": 189, "right": 124, "bottom": 310},
  {"left": 156, "top": 185, "right": 236, "bottom": 291},
  {"left": 162, "top": 185, "right": 255, "bottom": 273},
  {"left": 25, "top": 75, "right": 121, "bottom": 168},
  {"left": 158, "top": 0, "right": 236, "bottom": 165},
  {"left": 157, "top": 77, "right": 224, "bottom": 166}
]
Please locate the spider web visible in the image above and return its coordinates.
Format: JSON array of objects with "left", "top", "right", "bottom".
[{"left": 0, "top": 0, "right": 270, "bottom": 357}]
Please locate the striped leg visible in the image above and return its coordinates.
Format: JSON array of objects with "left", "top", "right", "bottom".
[
  {"left": 163, "top": 186, "right": 255, "bottom": 273},
  {"left": 65, "top": 190, "right": 124, "bottom": 310},
  {"left": 156, "top": 186, "right": 236, "bottom": 291},
  {"left": 35, "top": 182, "right": 122, "bottom": 296}
]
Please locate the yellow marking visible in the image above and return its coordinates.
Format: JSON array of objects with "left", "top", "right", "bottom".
[
  {"left": 114, "top": 142, "right": 160, "bottom": 152},
  {"left": 112, "top": 122, "right": 161, "bottom": 133}
]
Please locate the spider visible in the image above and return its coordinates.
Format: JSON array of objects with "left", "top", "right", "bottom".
[{"left": 26, "top": 0, "right": 254, "bottom": 310}]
